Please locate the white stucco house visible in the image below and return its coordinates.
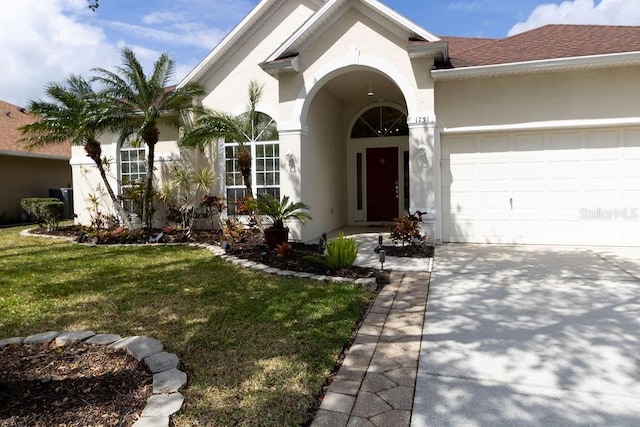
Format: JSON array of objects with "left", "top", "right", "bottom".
[{"left": 72, "top": 0, "right": 640, "bottom": 246}]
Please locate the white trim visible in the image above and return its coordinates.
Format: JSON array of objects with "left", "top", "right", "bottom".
[
  {"left": 433, "top": 128, "right": 443, "bottom": 245},
  {"left": 441, "top": 117, "right": 640, "bottom": 135},
  {"left": 70, "top": 156, "right": 95, "bottom": 167},
  {"left": 264, "top": 0, "right": 441, "bottom": 63},
  {"left": 432, "top": 51, "right": 640, "bottom": 81},
  {"left": 294, "top": 54, "right": 418, "bottom": 128}
]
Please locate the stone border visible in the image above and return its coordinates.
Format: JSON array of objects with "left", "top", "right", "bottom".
[
  {"left": 21, "top": 229, "right": 378, "bottom": 289},
  {"left": 0, "top": 331, "right": 185, "bottom": 427}
]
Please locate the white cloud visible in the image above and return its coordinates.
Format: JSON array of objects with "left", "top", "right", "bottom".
[
  {"left": 105, "top": 21, "right": 226, "bottom": 50},
  {"left": 0, "top": 0, "right": 121, "bottom": 106},
  {"left": 142, "top": 11, "right": 188, "bottom": 26},
  {"left": 509, "top": 0, "right": 640, "bottom": 35}
]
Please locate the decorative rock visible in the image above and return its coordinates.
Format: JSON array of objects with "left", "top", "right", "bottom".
[
  {"left": 23, "top": 331, "right": 59, "bottom": 345},
  {"left": 55, "top": 330, "right": 95, "bottom": 345},
  {"left": 145, "top": 352, "right": 180, "bottom": 373},
  {"left": 355, "top": 278, "right": 377, "bottom": 286},
  {"left": 153, "top": 368, "right": 187, "bottom": 394},
  {"left": 132, "top": 416, "right": 170, "bottom": 427},
  {"left": 141, "top": 393, "right": 185, "bottom": 417},
  {"left": 277, "top": 270, "right": 294, "bottom": 277},
  {"left": 0, "top": 337, "right": 24, "bottom": 347},
  {"left": 86, "top": 334, "right": 122, "bottom": 345},
  {"left": 111, "top": 336, "right": 163, "bottom": 361}
]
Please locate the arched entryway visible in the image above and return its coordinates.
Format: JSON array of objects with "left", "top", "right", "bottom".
[{"left": 299, "top": 68, "right": 409, "bottom": 238}]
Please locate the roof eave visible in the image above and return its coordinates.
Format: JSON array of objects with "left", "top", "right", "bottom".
[
  {"left": 408, "top": 40, "right": 448, "bottom": 61},
  {"left": 0, "top": 149, "right": 71, "bottom": 161},
  {"left": 432, "top": 51, "right": 640, "bottom": 81},
  {"left": 259, "top": 55, "right": 300, "bottom": 77}
]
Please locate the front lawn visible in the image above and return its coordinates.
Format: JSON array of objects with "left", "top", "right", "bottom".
[{"left": 0, "top": 226, "right": 373, "bottom": 426}]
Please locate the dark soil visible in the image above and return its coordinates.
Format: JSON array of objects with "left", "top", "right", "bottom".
[
  {"left": 0, "top": 342, "right": 151, "bottom": 426},
  {"left": 225, "top": 230, "right": 390, "bottom": 285},
  {"left": 376, "top": 244, "right": 435, "bottom": 258}
]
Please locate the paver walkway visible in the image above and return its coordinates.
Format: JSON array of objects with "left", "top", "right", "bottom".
[{"left": 312, "top": 268, "right": 431, "bottom": 426}]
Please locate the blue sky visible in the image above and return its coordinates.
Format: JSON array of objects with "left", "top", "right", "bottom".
[{"left": 2, "top": 0, "right": 640, "bottom": 106}]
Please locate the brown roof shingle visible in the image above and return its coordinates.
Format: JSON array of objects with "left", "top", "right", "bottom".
[
  {"left": 443, "top": 24, "right": 640, "bottom": 68},
  {"left": 0, "top": 99, "right": 71, "bottom": 159}
]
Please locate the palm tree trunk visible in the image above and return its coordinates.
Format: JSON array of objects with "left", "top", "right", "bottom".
[{"left": 142, "top": 141, "right": 156, "bottom": 228}]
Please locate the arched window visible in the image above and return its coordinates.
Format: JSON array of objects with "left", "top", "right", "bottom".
[
  {"left": 119, "top": 137, "right": 146, "bottom": 214},
  {"left": 224, "top": 111, "right": 280, "bottom": 212},
  {"left": 351, "top": 106, "right": 409, "bottom": 138}
]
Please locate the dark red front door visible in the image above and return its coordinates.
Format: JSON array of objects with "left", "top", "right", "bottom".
[{"left": 367, "top": 147, "right": 398, "bottom": 221}]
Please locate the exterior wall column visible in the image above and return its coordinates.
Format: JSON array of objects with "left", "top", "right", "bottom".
[
  {"left": 408, "top": 114, "right": 437, "bottom": 243},
  {"left": 277, "top": 127, "right": 304, "bottom": 241}
]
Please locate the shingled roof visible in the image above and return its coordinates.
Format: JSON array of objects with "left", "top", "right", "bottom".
[
  {"left": 0, "top": 99, "right": 71, "bottom": 159},
  {"left": 442, "top": 24, "right": 640, "bottom": 69}
]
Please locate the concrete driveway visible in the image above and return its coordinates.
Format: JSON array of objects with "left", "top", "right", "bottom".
[{"left": 412, "top": 245, "right": 640, "bottom": 426}]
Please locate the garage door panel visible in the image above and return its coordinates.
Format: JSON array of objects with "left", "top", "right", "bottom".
[
  {"left": 479, "top": 162, "right": 510, "bottom": 181},
  {"left": 584, "top": 159, "right": 620, "bottom": 180},
  {"left": 622, "top": 157, "right": 640, "bottom": 179},
  {"left": 547, "top": 160, "right": 581, "bottom": 182},
  {"left": 513, "top": 161, "right": 545, "bottom": 182},
  {"left": 586, "top": 130, "right": 618, "bottom": 149},
  {"left": 478, "top": 135, "right": 509, "bottom": 153},
  {"left": 442, "top": 126, "right": 640, "bottom": 246},
  {"left": 548, "top": 132, "right": 582, "bottom": 150}
]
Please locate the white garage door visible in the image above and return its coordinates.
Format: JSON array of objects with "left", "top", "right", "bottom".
[{"left": 441, "top": 127, "right": 640, "bottom": 246}]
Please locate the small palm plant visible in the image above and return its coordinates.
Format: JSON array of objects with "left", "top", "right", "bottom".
[{"left": 254, "top": 193, "right": 312, "bottom": 248}]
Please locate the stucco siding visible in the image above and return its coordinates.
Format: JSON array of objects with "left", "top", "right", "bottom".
[
  {"left": 0, "top": 155, "right": 71, "bottom": 221},
  {"left": 436, "top": 66, "right": 640, "bottom": 129},
  {"left": 200, "top": 0, "right": 318, "bottom": 119},
  {"left": 301, "top": 87, "right": 347, "bottom": 241}
]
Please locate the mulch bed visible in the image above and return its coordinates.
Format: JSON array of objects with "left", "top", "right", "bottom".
[
  {"left": 0, "top": 342, "right": 151, "bottom": 426},
  {"left": 225, "top": 230, "right": 390, "bottom": 285}
]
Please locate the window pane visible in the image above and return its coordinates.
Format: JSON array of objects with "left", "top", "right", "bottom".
[{"left": 256, "top": 144, "right": 264, "bottom": 157}]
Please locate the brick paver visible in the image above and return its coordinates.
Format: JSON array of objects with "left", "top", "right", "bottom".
[{"left": 312, "top": 271, "right": 431, "bottom": 426}]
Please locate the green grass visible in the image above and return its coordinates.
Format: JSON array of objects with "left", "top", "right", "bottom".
[{"left": 0, "top": 226, "right": 373, "bottom": 426}]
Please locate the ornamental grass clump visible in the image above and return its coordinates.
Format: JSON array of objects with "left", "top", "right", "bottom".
[{"left": 306, "top": 232, "right": 360, "bottom": 269}]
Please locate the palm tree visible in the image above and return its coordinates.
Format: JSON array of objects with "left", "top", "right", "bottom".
[
  {"left": 179, "top": 80, "right": 278, "bottom": 199},
  {"left": 92, "top": 47, "right": 206, "bottom": 228},
  {"left": 20, "top": 75, "right": 133, "bottom": 229}
]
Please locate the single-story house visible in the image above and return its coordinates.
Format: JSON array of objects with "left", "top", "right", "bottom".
[
  {"left": 0, "top": 99, "right": 72, "bottom": 224},
  {"left": 72, "top": 0, "right": 640, "bottom": 246}
]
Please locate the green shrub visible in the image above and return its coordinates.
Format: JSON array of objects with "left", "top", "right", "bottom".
[
  {"left": 20, "top": 198, "right": 65, "bottom": 231},
  {"left": 306, "top": 232, "right": 359, "bottom": 270}
]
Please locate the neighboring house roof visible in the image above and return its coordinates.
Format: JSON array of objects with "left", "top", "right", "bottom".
[
  {"left": 0, "top": 99, "right": 71, "bottom": 160},
  {"left": 445, "top": 24, "right": 640, "bottom": 68}
]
